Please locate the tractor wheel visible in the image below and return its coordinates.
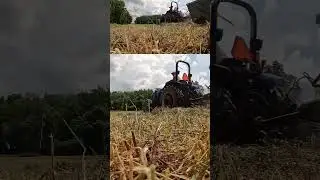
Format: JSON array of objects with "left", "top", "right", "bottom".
[{"left": 161, "top": 86, "right": 178, "bottom": 108}]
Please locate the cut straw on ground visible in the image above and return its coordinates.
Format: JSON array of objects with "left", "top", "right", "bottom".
[
  {"left": 110, "top": 108, "right": 210, "bottom": 179},
  {"left": 110, "top": 23, "right": 209, "bottom": 54}
]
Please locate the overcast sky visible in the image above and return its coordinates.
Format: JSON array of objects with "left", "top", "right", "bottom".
[
  {"left": 110, "top": 54, "right": 210, "bottom": 92},
  {"left": 123, "top": 0, "right": 192, "bottom": 19},
  {"left": 0, "top": 0, "right": 107, "bottom": 95}
]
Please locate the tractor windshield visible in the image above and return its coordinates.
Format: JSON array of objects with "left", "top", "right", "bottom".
[
  {"left": 212, "top": 1, "right": 260, "bottom": 64},
  {"left": 176, "top": 62, "right": 190, "bottom": 81}
]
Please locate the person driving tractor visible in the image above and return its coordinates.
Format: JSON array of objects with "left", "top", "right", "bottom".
[
  {"left": 182, "top": 73, "right": 189, "bottom": 81},
  {"left": 171, "top": 71, "right": 191, "bottom": 83}
]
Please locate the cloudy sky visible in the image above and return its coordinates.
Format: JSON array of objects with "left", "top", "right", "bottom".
[
  {"left": 123, "top": 0, "right": 191, "bottom": 19},
  {"left": 0, "top": 0, "right": 107, "bottom": 95},
  {"left": 110, "top": 54, "right": 210, "bottom": 91}
]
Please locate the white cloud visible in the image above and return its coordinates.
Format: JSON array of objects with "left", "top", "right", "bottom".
[
  {"left": 124, "top": 0, "right": 192, "bottom": 19},
  {"left": 110, "top": 54, "right": 210, "bottom": 91}
]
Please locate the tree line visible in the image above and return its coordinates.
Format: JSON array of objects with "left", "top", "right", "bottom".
[
  {"left": 0, "top": 87, "right": 153, "bottom": 155},
  {"left": 110, "top": 89, "right": 153, "bottom": 111},
  {"left": 110, "top": 0, "right": 179, "bottom": 25},
  {"left": 134, "top": 15, "right": 162, "bottom": 24}
]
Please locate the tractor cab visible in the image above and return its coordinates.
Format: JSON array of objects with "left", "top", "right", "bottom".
[
  {"left": 170, "top": 60, "right": 193, "bottom": 84},
  {"left": 211, "top": 0, "right": 263, "bottom": 62},
  {"left": 160, "top": 1, "right": 184, "bottom": 23},
  {"left": 210, "top": 0, "right": 265, "bottom": 90},
  {"left": 169, "top": 1, "right": 179, "bottom": 12},
  {"left": 172, "top": 61, "right": 205, "bottom": 94},
  {"left": 159, "top": 60, "right": 205, "bottom": 107}
]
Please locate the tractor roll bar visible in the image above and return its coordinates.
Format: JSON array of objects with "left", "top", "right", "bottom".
[
  {"left": 175, "top": 60, "right": 191, "bottom": 81},
  {"left": 210, "top": 0, "right": 260, "bottom": 65},
  {"left": 170, "top": 1, "right": 179, "bottom": 11}
]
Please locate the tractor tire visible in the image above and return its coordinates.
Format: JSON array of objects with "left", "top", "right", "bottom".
[{"left": 161, "top": 86, "right": 178, "bottom": 108}]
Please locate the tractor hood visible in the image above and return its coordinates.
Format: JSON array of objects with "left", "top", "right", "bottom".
[{"left": 187, "top": 0, "right": 211, "bottom": 21}]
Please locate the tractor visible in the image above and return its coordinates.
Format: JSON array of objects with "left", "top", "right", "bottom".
[
  {"left": 187, "top": 0, "right": 320, "bottom": 144},
  {"left": 160, "top": 1, "right": 185, "bottom": 23},
  {"left": 148, "top": 60, "right": 209, "bottom": 111}
]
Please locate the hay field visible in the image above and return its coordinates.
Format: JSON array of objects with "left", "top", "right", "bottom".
[
  {"left": 110, "top": 23, "right": 209, "bottom": 54},
  {"left": 0, "top": 155, "right": 107, "bottom": 179},
  {"left": 110, "top": 108, "right": 210, "bottom": 179},
  {"left": 111, "top": 108, "right": 320, "bottom": 180},
  {"left": 213, "top": 141, "right": 320, "bottom": 179}
]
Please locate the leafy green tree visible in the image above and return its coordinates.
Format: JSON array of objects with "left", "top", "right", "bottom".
[{"left": 110, "top": 0, "right": 132, "bottom": 24}]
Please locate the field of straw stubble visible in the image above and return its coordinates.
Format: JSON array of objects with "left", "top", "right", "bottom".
[
  {"left": 111, "top": 108, "right": 320, "bottom": 180},
  {"left": 110, "top": 108, "right": 210, "bottom": 179},
  {"left": 110, "top": 23, "right": 209, "bottom": 54}
]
